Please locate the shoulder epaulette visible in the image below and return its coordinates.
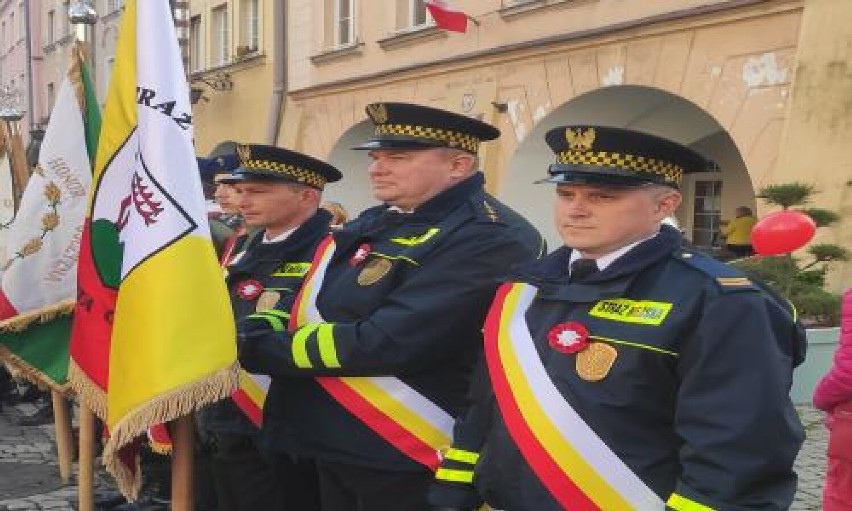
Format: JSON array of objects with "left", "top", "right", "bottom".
[
  {"left": 471, "top": 197, "right": 506, "bottom": 225},
  {"left": 676, "top": 250, "right": 757, "bottom": 292}
]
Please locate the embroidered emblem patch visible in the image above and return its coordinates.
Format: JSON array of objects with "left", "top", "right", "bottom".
[
  {"left": 357, "top": 257, "right": 393, "bottom": 286},
  {"left": 576, "top": 342, "right": 618, "bottom": 382},
  {"left": 255, "top": 291, "right": 281, "bottom": 312},
  {"left": 547, "top": 322, "right": 589, "bottom": 354},
  {"left": 236, "top": 279, "right": 263, "bottom": 300},
  {"left": 350, "top": 243, "right": 371, "bottom": 266},
  {"left": 589, "top": 299, "right": 673, "bottom": 326}
]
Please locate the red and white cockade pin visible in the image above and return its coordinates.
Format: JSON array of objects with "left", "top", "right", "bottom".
[
  {"left": 350, "top": 243, "right": 371, "bottom": 266},
  {"left": 236, "top": 279, "right": 264, "bottom": 300},
  {"left": 547, "top": 322, "right": 590, "bottom": 354}
]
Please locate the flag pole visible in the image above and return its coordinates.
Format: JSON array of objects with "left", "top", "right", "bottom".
[
  {"left": 170, "top": 414, "right": 195, "bottom": 511},
  {"left": 51, "top": 391, "right": 74, "bottom": 483},
  {"left": 78, "top": 405, "right": 96, "bottom": 511}
]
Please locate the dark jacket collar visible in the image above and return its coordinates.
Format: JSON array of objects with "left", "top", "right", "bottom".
[
  {"left": 233, "top": 209, "right": 332, "bottom": 267},
  {"left": 514, "top": 225, "right": 684, "bottom": 302}
]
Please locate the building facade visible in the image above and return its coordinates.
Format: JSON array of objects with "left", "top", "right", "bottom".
[
  {"left": 0, "top": 0, "right": 41, "bottom": 147},
  {"left": 189, "top": 0, "right": 852, "bottom": 287},
  {"left": 189, "top": 0, "right": 274, "bottom": 154}
]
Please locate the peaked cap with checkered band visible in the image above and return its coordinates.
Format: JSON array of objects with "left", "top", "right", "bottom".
[
  {"left": 540, "top": 126, "right": 716, "bottom": 188},
  {"left": 352, "top": 102, "right": 500, "bottom": 154},
  {"left": 219, "top": 144, "right": 342, "bottom": 190}
]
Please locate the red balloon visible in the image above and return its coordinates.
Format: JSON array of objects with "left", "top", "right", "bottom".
[{"left": 751, "top": 210, "right": 817, "bottom": 256}]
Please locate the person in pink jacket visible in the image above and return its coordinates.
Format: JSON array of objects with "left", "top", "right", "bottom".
[{"left": 813, "top": 288, "right": 852, "bottom": 510}]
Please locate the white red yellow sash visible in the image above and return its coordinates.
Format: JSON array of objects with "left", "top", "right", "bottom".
[
  {"left": 290, "top": 235, "right": 454, "bottom": 469},
  {"left": 484, "top": 282, "right": 665, "bottom": 510}
]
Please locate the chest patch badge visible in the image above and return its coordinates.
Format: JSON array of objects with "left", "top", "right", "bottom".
[
  {"left": 236, "top": 279, "right": 263, "bottom": 300},
  {"left": 357, "top": 257, "right": 393, "bottom": 286},
  {"left": 350, "top": 243, "right": 371, "bottom": 266},
  {"left": 589, "top": 299, "right": 673, "bottom": 326},
  {"left": 548, "top": 322, "right": 590, "bottom": 354},
  {"left": 576, "top": 342, "right": 618, "bottom": 382},
  {"left": 256, "top": 291, "right": 281, "bottom": 312}
]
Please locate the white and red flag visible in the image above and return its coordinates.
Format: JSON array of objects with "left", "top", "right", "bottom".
[{"left": 426, "top": 1, "right": 471, "bottom": 33}]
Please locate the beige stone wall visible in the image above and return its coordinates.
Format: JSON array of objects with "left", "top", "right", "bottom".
[
  {"left": 770, "top": 0, "right": 852, "bottom": 290},
  {"left": 190, "top": 0, "right": 274, "bottom": 154},
  {"left": 290, "top": 2, "right": 802, "bottom": 192}
]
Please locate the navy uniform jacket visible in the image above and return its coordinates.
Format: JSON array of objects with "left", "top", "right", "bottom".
[
  {"left": 239, "top": 172, "right": 544, "bottom": 471},
  {"left": 430, "top": 226, "right": 805, "bottom": 511},
  {"left": 199, "top": 209, "right": 332, "bottom": 438}
]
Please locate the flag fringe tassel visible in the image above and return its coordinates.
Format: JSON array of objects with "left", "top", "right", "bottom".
[
  {"left": 68, "top": 359, "right": 108, "bottom": 420},
  {"left": 0, "top": 299, "right": 76, "bottom": 332},
  {"left": 103, "top": 362, "right": 239, "bottom": 500},
  {"left": 0, "top": 344, "right": 72, "bottom": 394}
]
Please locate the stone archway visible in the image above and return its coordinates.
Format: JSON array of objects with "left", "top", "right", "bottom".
[
  {"left": 324, "top": 120, "right": 375, "bottom": 218},
  {"left": 498, "top": 85, "right": 754, "bottom": 250}
]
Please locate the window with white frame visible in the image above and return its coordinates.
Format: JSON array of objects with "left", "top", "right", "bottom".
[
  {"left": 17, "top": 2, "right": 24, "bottom": 42},
  {"left": 47, "top": 82, "right": 55, "bottom": 112},
  {"left": 211, "top": 4, "right": 229, "bottom": 66},
  {"left": 189, "top": 15, "right": 203, "bottom": 71},
  {"left": 240, "top": 0, "right": 259, "bottom": 53},
  {"left": 108, "top": 0, "right": 124, "bottom": 13},
  {"left": 60, "top": 1, "right": 69, "bottom": 38},
  {"left": 395, "top": 0, "right": 430, "bottom": 30},
  {"left": 47, "top": 10, "right": 55, "bottom": 44},
  {"left": 332, "top": 0, "right": 355, "bottom": 47},
  {"left": 409, "top": 0, "right": 428, "bottom": 27}
]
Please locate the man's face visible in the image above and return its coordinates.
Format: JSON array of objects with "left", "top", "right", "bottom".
[
  {"left": 553, "top": 183, "right": 682, "bottom": 258},
  {"left": 213, "top": 175, "right": 241, "bottom": 215},
  {"left": 367, "top": 149, "right": 470, "bottom": 210},
  {"left": 234, "top": 180, "right": 309, "bottom": 233}
]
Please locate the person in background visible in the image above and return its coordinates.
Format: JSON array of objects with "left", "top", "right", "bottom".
[
  {"left": 813, "top": 288, "right": 852, "bottom": 511},
  {"left": 429, "top": 126, "right": 805, "bottom": 511},
  {"left": 721, "top": 205, "right": 757, "bottom": 257},
  {"left": 198, "top": 154, "right": 243, "bottom": 260},
  {"left": 321, "top": 201, "right": 349, "bottom": 228}
]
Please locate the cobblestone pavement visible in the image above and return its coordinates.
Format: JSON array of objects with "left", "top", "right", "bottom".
[{"left": 0, "top": 402, "right": 831, "bottom": 509}]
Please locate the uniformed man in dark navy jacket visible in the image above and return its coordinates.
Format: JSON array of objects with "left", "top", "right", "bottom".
[
  {"left": 199, "top": 144, "right": 341, "bottom": 511},
  {"left": 428, "top": 126, "right": 806, "bottom": 511},
  {"left": 237, "top": 103, "right": 544, "bottom": 511}
]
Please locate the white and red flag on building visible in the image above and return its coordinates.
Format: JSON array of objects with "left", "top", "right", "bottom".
[{"left": 426, "top": 1, "right": 471, "bottom": 33}]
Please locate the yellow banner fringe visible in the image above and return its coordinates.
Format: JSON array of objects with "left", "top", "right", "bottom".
[
  {"left": 103, "top": 362, "right": 239, "bottom": 501},
  {"left": 68, "top": 359, "right": 108, "bottom": 421},
  {"left": 0, "top": 299, "right": 76, "bottom": 333},
  {"left": 0, "top": 344, "right": 72, "bottom": 395}
]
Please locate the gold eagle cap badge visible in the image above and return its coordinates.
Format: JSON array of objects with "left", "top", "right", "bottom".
[
  {"left": 366, "top": 103, "right": 389, "bottom": 124},
  {"left": 566, "top": 127, "right": 596, "bottom": 151},
  {"left": 236, "top": 144, "right": 252, "bottom": 164}
]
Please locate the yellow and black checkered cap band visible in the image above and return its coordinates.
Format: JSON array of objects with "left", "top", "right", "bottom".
[
  {"left": 556, "top": 150, "right": 683, "bottom": 185},
  {"left": 240, "top": 159, "right": 328, "bottom": 189},
  {"left": 374, "top": 124, "right": 481, "bottom": 153}
]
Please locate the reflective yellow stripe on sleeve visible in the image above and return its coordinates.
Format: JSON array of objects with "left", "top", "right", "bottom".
[
  {"left": 246, "top": 312, "right": 285, "bottom": 333},
  {"left": 316, "top": 323, "right": 341, "bottom": 368},
  {"left": 435, "top": 468, "right": 474, "bottom": 484},
  {"left": 666, "top": 493, "right": 715, "bottom": 511},
  {"left": 292, "top": 324, "right": 320, "bottom": 368},
  {"left": 263, "top": 309, "right": 290, "bottom": 320},
  {"left": 444, "top": 448, "right": 479, "bottom": 465}
]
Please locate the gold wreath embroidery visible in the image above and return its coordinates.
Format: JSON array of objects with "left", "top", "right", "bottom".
[
  {"left": 366, "top": 103, "right": 389, "bottom": 124},
  {"left": 1, "top": 181, "right": 62, "bottom": 271}
]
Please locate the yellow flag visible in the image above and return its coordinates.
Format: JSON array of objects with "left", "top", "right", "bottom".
[{"left": 71, "top": 0, "right": 237, "bottom": 498}]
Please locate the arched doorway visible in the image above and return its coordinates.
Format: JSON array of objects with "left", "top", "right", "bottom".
[
  {"left": 325, "top": 120, "right": 375, "bottom": 218},
  {"left": 498, "top": 85, "right": 755, "bottom": 251}
]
